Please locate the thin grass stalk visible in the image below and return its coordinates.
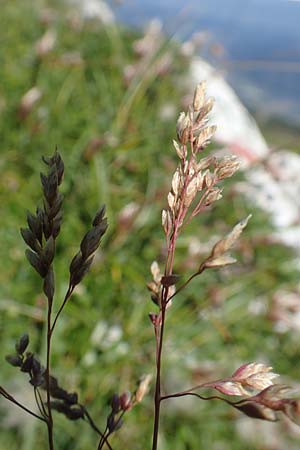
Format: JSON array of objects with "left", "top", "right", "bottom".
[{"left": 46, "top": 299, "right": 54, "bottom": 450}]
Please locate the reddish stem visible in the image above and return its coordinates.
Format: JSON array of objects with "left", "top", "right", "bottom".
[
  {"left": 151, "top": 126, "right": 206, "bottom": 449},
  {"left": 151, "top": 305, "right": 166, "bottom": 450}
]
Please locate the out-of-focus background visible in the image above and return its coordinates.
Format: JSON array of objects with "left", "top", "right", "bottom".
[{"left": 1, "top": 1, "right": 300, "bottom": 449}]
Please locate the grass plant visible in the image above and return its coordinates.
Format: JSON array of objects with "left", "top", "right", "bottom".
[{"left": 1, "top": 2, "right": 300, "bottom": 450}]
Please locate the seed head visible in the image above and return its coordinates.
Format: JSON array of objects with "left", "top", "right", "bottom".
[
  {"left": 232, "top": 362, "right": 279, "bottom": 391},
  {"left": 193, "top": 81, "right": 206, "bottom": 111},
  {"left": 216, "top": 156, "right": 240, "bottom": 180},
  {"left": 135, "top": 374, "right": 152, "bottom": 403},
  {"left": 173, "top": 139, "right": 187, "bottom": 160},
  {"left": 176, "top": 112, "right": 191, "bottom": 144},
  {"left": 212, "top": 362, "right": 279, "bottom": 397},
  {"left": 195, "top": 125, "right": 217, "bottom": 150},
  {"left": 161, "top": 209, "right": 172, "bottom": 237}
]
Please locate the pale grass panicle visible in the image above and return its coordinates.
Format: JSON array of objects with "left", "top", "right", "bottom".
[{"left": 149, "top": 82, "right": 300, "bottom": 450}]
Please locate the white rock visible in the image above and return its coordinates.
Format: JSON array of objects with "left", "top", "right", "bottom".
[
  {"left": 190, "top": 58, "right": 270, "bottom": 166},
  {"left": 72, "top": 0, "right": 115, "bottom": 23}
]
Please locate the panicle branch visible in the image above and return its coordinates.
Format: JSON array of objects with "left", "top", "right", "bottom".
[{"left": 162, "top": 362, "right": 300, "bottom": 425}]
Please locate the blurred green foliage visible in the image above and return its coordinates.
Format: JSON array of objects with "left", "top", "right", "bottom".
[{"left": 1, "top": 1, "right": 300, "bottom": 450}]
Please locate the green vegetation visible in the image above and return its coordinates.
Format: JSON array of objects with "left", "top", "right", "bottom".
[{"left": 1, "top": 1, "right": 299, "bottom": 449}]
